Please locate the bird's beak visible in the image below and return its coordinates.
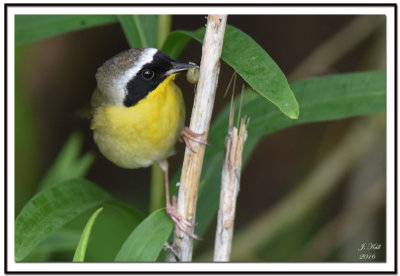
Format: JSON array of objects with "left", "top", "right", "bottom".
[{"left": 165, "top": 61, "right": 199, "bottom": 76}]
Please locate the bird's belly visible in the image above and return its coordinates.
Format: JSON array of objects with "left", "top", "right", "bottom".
[{"left": 91, "top": 81, "right": 185, "bottom": 169}]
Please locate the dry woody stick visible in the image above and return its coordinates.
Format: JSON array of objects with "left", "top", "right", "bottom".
[
  {"left": 170, "top": 14, "right": 228, "bottom": 262},
  {"left": 214, "top": 96, "right": 248, "bottom": 262}
]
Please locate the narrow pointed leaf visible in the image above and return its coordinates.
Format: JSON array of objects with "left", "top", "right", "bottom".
[
  {"left": 67, "top": 200, "right": 146, "bottom": 262},
  {"left": 162, "top": 25, "right": 300, "bottom": 119},
  {"left": 72, "top": 207, "right": 103, "bottom": 262},
  {"left": 15, "top": 178, "right": 112, "bottom": 261},
  {"left": 115, "top": 209, "right": 173, "bottom": 261}
]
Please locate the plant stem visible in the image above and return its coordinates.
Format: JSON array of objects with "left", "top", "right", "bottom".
[
  {"left": 213, "top": 97, "right": 248, "bottom": 261},
  {"left": 170, "top": 14, "right": 228, "bottom": 262},
  {"left": 150, "top": 163, "right": 164, "bottom": 212},
  {"left": 149, "top": 14, "right": 172, "bottom": 213},
  {"left": 157, "top": 14, "right": 171, "bottom": 48}
]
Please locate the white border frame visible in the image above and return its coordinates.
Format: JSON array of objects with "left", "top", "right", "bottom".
[{"left": 4, "top": 3, "right": 396, "bottom": 273}]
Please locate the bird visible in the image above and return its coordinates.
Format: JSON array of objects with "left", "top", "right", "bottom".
[{"left": 90, "top": 48, "right": 203, "bottom": 239}]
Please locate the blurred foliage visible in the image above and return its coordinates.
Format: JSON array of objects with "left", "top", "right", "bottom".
[
  {"left": 38, "top": 133, "right": 94, "bottom": 191},
  {"left": 118, "top": 15, "right": 158, "bottom": 48},
  {"left": 15, "top": 45, "right": 40, "bottom": 215},
  {"left": 15, "top": 15, "right": 118, "bottom": 45},
  {"left": 13, "top": 14, "right": 386, "bottom": 263}
]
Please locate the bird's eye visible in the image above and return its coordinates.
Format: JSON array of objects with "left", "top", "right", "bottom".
[{"left": 142, "top": 69, "right": 155, "bottom": 80}]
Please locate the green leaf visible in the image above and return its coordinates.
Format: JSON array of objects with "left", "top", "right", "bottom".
[
  {"left": 161, "top": 30, "right": 193, "bottom": 59},
  {"left": 38, "top": 133, "right": 94, "bottom": 190},
  {"left": 22, "top": 229, "right": 81, "bottom": 262},
  {"left": 115, "top": 209, "right": 173, "bottom": 261},
  {"left": 26, "top": 200, "right": 146, "bottom": 262},
  {"left": 117, "top": 15, "right": 158, "bottom": 48},
  {"left": 73, "top": 207, "right": 103, "bottom": 262},
  {"left": 15, "top": 178, "right": 112, "bottom": 261},
  {"left": 72, "top": 200, "right": 146, "bottom": 262},
  {"left": 162, "top": 25, "right": 300, "bottom": 119},
  {"left": 170, "top": 70, "right": 385, "bottom": 241},
  {"left": 15, "top": 15, "right": 118, "bottom": 45}
]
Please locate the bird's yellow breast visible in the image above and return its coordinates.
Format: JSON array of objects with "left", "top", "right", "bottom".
[{"left": 91, "top": 75, "right": 185, "bottom": 169}]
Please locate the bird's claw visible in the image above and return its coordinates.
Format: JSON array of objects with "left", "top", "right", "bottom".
[
  {"left": 166, "top": 197, "right": 201, "bottom": 240},
  {"left": 182, "top": 127, "right": 210, "bottom": 152}
]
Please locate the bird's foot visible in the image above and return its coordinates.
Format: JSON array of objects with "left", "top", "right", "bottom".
[
  {"left": 166, "top": 195, "right": 201, "bottom": 240},
  {"left": 182, "top": 127, "right": 210, "bottom": 152}
]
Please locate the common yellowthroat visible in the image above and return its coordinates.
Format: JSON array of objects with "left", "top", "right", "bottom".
[{"left": 91, "top": 48, "right": 202, "bottom": 239}]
